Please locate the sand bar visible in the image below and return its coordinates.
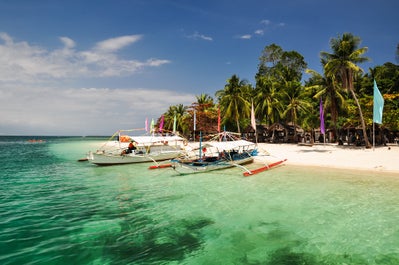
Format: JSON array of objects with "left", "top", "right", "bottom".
[{"left": 256, "top": 143, "right": 399, "bottom": 174}]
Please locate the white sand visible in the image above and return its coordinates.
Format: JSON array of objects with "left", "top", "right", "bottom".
[{"left": 255, "top": 143, "right": 399, "bottom": 174}]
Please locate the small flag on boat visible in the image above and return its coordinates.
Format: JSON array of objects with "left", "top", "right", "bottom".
[
  {"left": 145, "top": 118, "right": 148, "bottom": 132},
  {"left": 150, "top": 118, "right": 155, "bottom": 133},
  {"left": 320, "top": 97, "right": 325, "bottom": 134},
  {"left": 373, "top": 80, "right": 384, "bottom": 124}
]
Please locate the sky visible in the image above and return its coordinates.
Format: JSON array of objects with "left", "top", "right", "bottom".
[{"left": 0, "top": 0, "right": 398, "bottom": 136}]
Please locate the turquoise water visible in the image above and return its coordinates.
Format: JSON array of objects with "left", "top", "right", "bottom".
[{"left": 0, "top": 136, "right": 398, "bottom": 265}]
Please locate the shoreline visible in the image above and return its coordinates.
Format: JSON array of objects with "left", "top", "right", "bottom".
[{"left": 255, "top": 143, "right": 399, "bottom": 175}]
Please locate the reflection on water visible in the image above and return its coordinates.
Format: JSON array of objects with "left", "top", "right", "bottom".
[{"left": 0, "top": 137, "right": 398, "bottom": 264}]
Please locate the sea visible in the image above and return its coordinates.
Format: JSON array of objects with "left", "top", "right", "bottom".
[{"left": 0, "top": 136, "right": 398, "bottom": 265}]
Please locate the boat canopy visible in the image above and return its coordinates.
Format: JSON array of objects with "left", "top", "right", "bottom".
[
  {"left": 129, "top": 135, "right": 184, "bottom": 145},
  {"left": 202, "top": 140, "right": 256, "bottom": 151}
]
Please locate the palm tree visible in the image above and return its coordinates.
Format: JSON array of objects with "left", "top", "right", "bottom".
[
  {"left": 281, "top": 80, "right": 312, "bottom": 142},
  {"left": 173, "top": 104, "right": 188, "bottom": 133},
  {"left": 215, "top": 74, "right": 251, "bottom": 133},
  {"left": 161, "top": 104, "right": 187, "bottom": 134},
  {"left": 195, "top": 93, "right": 214, "bottom": 105},
  {"left": 254, "top": 75, "right": 283, "bottom": 125},
  {"left": 321, "top": 33, "right": 371, "bottom": 147},
  {"left": 305, "top": 63, "right": 347, "bottom": 140}
]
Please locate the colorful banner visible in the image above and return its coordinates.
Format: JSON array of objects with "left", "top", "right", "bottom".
[
  {"left": 150, "top": 118, "right": 155, "bottom": 133},
  {"left": 319, "top": 97, "right": 325, "bottom": 134},
  {"left": 373, "top": 80, "right": 384, "bottom": 124}
]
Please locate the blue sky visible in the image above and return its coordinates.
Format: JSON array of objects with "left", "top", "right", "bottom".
[{"left": 0, "top": 0, "right": 398, "bottom": 135}]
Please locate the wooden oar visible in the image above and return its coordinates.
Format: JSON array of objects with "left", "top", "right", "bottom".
[{"left": 243, "top": 159, "right": 287, "bottom": 176}]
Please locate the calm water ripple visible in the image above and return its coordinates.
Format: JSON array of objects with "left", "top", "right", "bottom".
[{"left": 0, "top": 136, "right": 398, "bottom": 264}]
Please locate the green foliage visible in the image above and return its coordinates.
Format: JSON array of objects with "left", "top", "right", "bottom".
[
  {"left": 215, "top": 74, "right": 252, "bottom": 133},
  {"left": 158, "top": 35, "right": 399, "bottom": 137}
]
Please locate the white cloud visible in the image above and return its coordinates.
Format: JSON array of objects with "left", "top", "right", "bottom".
[
  {"left": 59, "top": 36, "right": 76, "bottom": 49},
  {"left": 238, "top": 19, "right": 285, "bottom": 40},
  {"left": 0, "top": 33, "right": 182, "bottom": 135},
  {"left": 254, "top": 29, "right": 264, "bottom": 36},
  {"left": 0, "top": 33, "right": 170, "bottom": 82},
  {"left": 260, "top": 19, "right": 285, "bottom": 29},
  {"left": 0, "top": 84, "right": 194, "bottom": 135},
  {"left": 94, "top": 35, "right": 142, "bottom": 52},
  {"left": 146, "top": 58, "right": 171, "bottom": 66},
  {"left": 187, "top": 31, "right": 213, "bottom": 41},
  {"left": 239, "top": 34, "right": 252, "bottom": 40},
  {"left": 260, "top": 19, "right": 271, "bottom": 25}
]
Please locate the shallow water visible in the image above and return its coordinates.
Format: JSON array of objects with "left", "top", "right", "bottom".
[{"left": 0, "top": 136, "right": 398, "bottom": 264}]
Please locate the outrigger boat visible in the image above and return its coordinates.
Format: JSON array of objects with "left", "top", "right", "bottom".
[
  {"left": 87, "top": 129, "right": 187, "bottom": 166},
  {"left": 149, "top": 131, "right": 287, "bottom": 176},
  {"left": 171, "top": 139, "right": 257, "bottom": 175}
]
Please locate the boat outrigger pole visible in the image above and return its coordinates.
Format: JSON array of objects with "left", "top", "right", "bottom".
[{"left": 243, "top": 159, "right": 287, "bottom": 177}]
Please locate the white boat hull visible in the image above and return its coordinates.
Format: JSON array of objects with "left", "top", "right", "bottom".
[
  {"left": 172, "top": 156, "right": 254, "bottom": 174},
  {"left": 88, "top": 150, "right": 183, "bottom": 165},
  {"left": 87, "top": 133, "right": 187, "bottom": 166}
]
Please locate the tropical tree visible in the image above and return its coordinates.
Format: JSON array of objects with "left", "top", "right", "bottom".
[
  {"left": 281, "top": 80, "right": 312, "bottom": 142},
  {"left": 257, "top": 43, "right": 307, "bottom": 83},
  {"left": 254, "top": 75, "right": 283, "bottom": 125},
  {"left": 321, "top": 33, "right": 371, "bottom": 147},
  {"left": 215, "top": 74, "right": 251, "bottom": 133},
  {"left": 366, "top": 63, "right": 399, "bottom": 94},
  {"left": 257, "top": 43, "right": 284, "bottom": 78},
  {"left": 305, "top": 61, "right": 347, "bottom": 140},
  {"left": 190, "top": 93, "right": 218, "bottom": 133},
  {"left": 159, "top": 104, "right": 188, "bottom": 134},
  {"left": 255, "top": 43, "right": 308, "bottom": 130},
  {"left": 195, "top": 93, "right": 214, "bottom": 105},
  {"left": 173, "top": 104, "right": 189, "bottom": 133}
]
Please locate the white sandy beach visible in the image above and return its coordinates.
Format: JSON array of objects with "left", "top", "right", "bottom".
[{"left": 256, "top": 143, "right": 399, "bottom": 174}]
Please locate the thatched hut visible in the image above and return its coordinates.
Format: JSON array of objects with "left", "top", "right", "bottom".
[{"left": 266, "top": 122, "right": 304, "bottom": 143}]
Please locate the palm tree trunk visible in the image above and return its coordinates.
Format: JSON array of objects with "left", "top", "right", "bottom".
[
  {"left": 236, "top": 118, "right": 241, "bottom": 133},
  {"left": 349, "top": 89, "right": 371, "bottom": 148}
]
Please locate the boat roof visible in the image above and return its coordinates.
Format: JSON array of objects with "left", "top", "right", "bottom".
[
  {"left": 130, "top": 135, "right": 184, "bottom": 144},
  {"left": 203, "top": 140, "right": 256, "bottom": 150}
]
